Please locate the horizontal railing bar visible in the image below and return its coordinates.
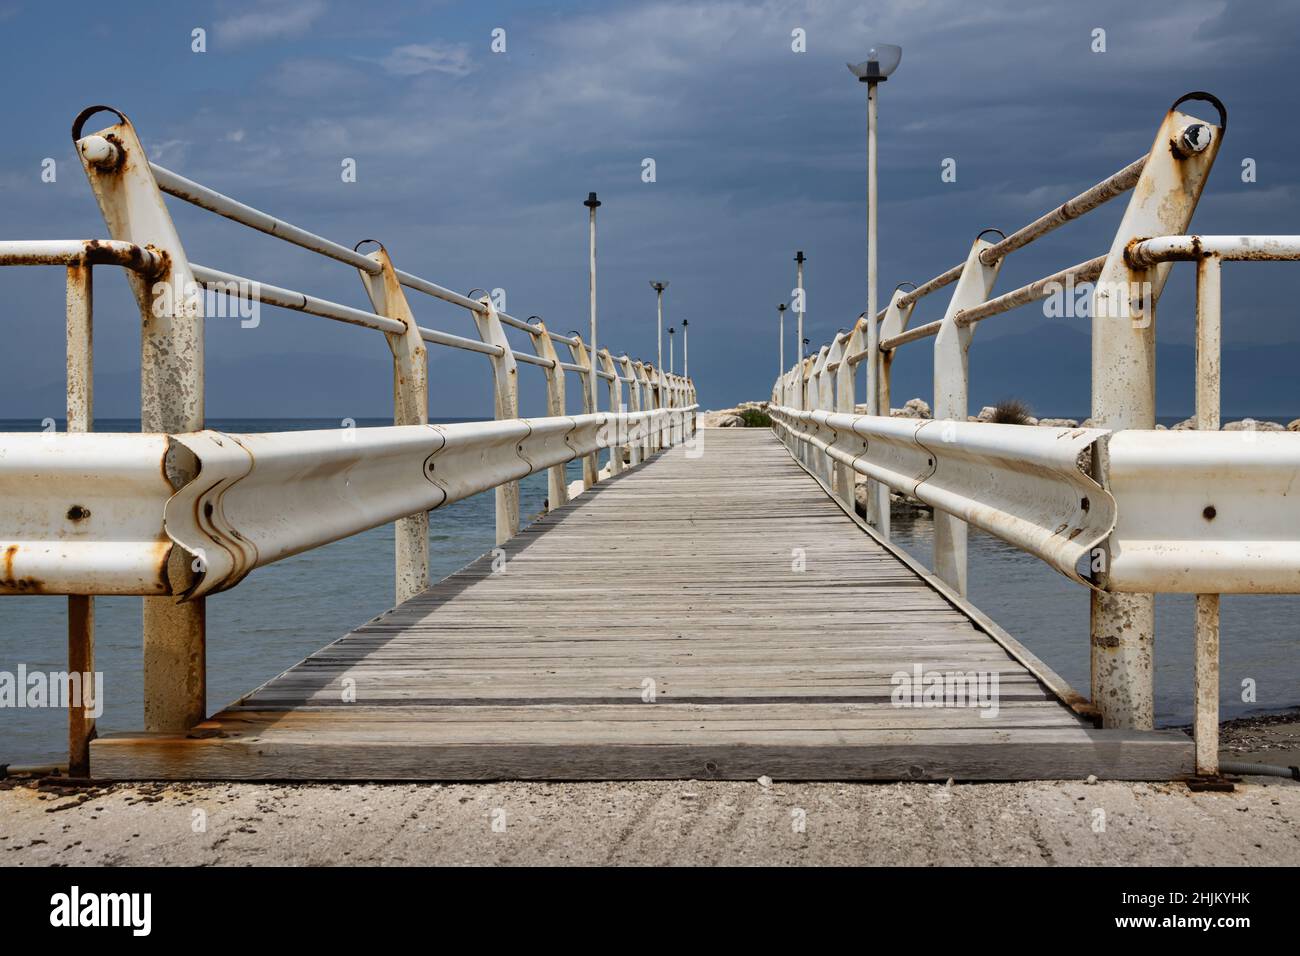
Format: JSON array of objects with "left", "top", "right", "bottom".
[
  {"left": 556, "top": 361, "right": 584, "bottom": 373},
  {"left": 190, "top": 263, "right": 406, "bottom": 335},
  {"left": 152, "top": 164, "right": 382, "bottom": 275},
  {"left": 896, "top": 262, "right": 964, "bottom": 311},
  {"left": 980, "top": 157, "right": 1146, "bottom": 265},
  {"left": 1127, "top": 234, "right": 1300, "bottom": 266},
  {"left": 884, "top": 156, "right": 1145, "bottom": 318},
  {"left": 417, "top": 325, "right": 503, "bottom": 357},
  {"left": 0, "top": 239, "right": 165, "bottom": 273},
  {"left": 880, "top": 319, "right": 942, "bottom": 351},
  {"left": 514, "top": 350, "right": 555, "bottom": 369},
  {"left": 149, "top": 167, "right": 695, "bottom": 382},
  {"left": 878, "top": 255, "right": 1109, "bottom": 350},
  {"left": 152, "top": 165, "right": 626, "bottom": 373},
  {"left": 956, "top": 255, "right": 1108, "bottom": 328},
  {"left": 394, "top": 269, "right": 486, "bottom": 312}
]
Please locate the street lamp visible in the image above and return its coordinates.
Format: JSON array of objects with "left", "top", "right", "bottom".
[
  {"left": 584, "top": 192, "right": 601, "bottom": 415},
  {"left": 668, "top": 325, "right": 675, "bottom": 375},
  {"left": 649, "top": 280, "right": 668, "bottom": 371},
  {"left": 847, "top": 44, "right": 901, "bottom": 419},
  {"left": 794, "top": 250, "right": 806, "bottom": 409},
  {"left": 681, "top": 318, "right": 689, "bottom": 378},
  {"left": 776, "top": 303, "right": 787, "bottom": 402}
]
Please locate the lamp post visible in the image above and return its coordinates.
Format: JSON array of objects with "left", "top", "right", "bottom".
[
  {"left": 668, "top": 326, "right": 675, "bottom": 375},
  {"left": 847, "top": 45, "right": 901, "bottom": 419},
  {"left": 794, "top": 251, "right": 805, "bottom": 409},
  {"left": 776, "top": 303, "right": 787, "bottom": 403},
  {"left": 849, "top": 45, "right": 901, "bottom": 529},
  {"left": 681, "top": 318, "right": 689, "bottom": 378},
  {"left": 649, "top": 280, "right": 668, "bottom": 371},
  {"left": 584, "top": 192, "right": 601, "bottom": 415}
]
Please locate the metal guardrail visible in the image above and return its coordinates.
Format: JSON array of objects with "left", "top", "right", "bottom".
[
  {"left": 768, "top": 407, "right": 1114, "bottom": 585},
  {"left": 0, "top": 410, "right": 690, "bottom": 601},
  {"left": 770, "top": 91, "right": 1300, "bottom": 778},
  {"left": 0, "top": 105, "right": 699, "bottom": 774}
]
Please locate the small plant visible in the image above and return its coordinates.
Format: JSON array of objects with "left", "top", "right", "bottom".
[
  {"left": 990, "top": 399, "right": 1033, "bottom": 425},
  {"left": 739, "top": 407, "right": 772, "bottom": 428}
]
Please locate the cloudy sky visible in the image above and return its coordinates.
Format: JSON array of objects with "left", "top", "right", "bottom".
[{"left": 1, "top": 0, "right": 1297, "bottom": 418}]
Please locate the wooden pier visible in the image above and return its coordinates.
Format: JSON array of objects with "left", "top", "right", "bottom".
[{"left": 93, "top": 429, "right": 1192, "bottom": 781}]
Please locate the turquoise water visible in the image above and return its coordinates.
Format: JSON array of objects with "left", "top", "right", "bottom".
[{"left": 1, "top": 418, "right": 1296, "bottom": 766}]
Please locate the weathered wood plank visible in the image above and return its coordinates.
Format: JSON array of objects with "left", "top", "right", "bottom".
[{"left": 91, "top": 429, "right": 1192, "bottom": 781}]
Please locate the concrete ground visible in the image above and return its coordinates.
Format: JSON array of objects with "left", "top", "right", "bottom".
[
  {"left": 4, "top": 715, "right": 1296, "bottom": 867},
  {"left": 0, "top": 776, "right": 1294, "bottom": 867}
]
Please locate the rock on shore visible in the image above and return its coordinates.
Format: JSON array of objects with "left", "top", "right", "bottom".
[{"left": 698, "top": 401, "right": 769, "bottom": 427}]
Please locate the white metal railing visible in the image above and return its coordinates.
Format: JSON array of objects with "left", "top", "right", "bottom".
[
  {"left": 0, "top": 105, "right": 698, "bottom": 773},
  {"left": 771, "top": 91, "right": 1300, "bottom": 777}
]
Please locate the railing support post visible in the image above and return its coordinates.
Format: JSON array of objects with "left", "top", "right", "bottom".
[
  {"left": 634, "top": 362, "right": 654, "bottom": 459},
  {"left": 932, "top": 237, "right": 1002, "bottom": 597},
  {"left": 472, "top": 296, "right": 520, "bottom": 543},
  {"left": 65, "top": 262, "right": 95, "bottom": 775},
  {"left": 1193, "top": 252, "right": 1223, "bottom": 773},
  {"left": 75, "top": 108, "right": 206, "bottom": 735},
  {"left": 834, "top": 320, "right": 867, "bottom": 508},
  {"left": 874, "top": 289, "right": 915, "bottom": 539},
  {"left": 599, "top": 348, "right": 624, "bottom": 474},
  {"left": 568, "top": 335, "right": 599, "bottom": 487},
  {"left": 1090, "top": 96, "right": 1223, "bottom": 730},
  {"left": 620, "top": 356, "right": 641, "bottom": 466},
  {"left": 532, "top": 321, "right": 569, "bottom": 509},
  {"left": 359, "top": 246, "right": 429, "bottom": 604},
  {"left": 810, "top": 345, "right": 832, "bottom": 484}
]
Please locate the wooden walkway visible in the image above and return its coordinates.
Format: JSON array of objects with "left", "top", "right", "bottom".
[{"left": 94, "top": 429, "right": 1193, "bottom": 780}]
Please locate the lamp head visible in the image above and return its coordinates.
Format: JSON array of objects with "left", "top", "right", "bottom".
[
  {"left": 847, "top": 44, "right": 902, "bottom": 82},
  {"left": 649, "top": 280, "right": 668, "bottom": 292}
]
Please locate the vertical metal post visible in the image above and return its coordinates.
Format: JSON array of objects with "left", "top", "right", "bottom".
[
  {"left": 65, "top": 262, "right": 95, "bottom": 775},
  {"left": 834, "top": 319, "right": 867, "bottom": 507},
  {"left": 1090, "top": 97, "right": 1223, "bottom": 730},
  {"left": 568, "top": 334, "right": 599, "bottom": 487},
  {"left": 75, "top": 108, "right": 206, "bottom": 734},
  {"left": 584, "top": 192, "right": 600, "bottom": 421},
  {"left": 1194, "top": 253, "right": 1222, "bottom": 774},
  {"left": 358, "top": 246, "right": 429, "bottom": 604},
  {"left": 864, "top": 80, "right": 883, "bottom": 529},
  {"left": 777, "top": 304, "right": 787, "bottom": 403},
  {"left": 874, "top": 290, "right": 915, "bottom": 540},
  {"left": 794, "top": 252, "right": 806, "bottom": 410},
  {"left": 634, "top": 362, "right": 653, "bottom": 459},
  {"left": 682, "top": 319, "right": 689, "bottom": 379},
  {"left": 932, "top": 238, "right": 1002, "bottom": 597},
  {"left": 668, "top": 329, "right": 675, "bottom": 375},
  {"left": 533, "top": 321, "right": 570, "bottom": 506},
  {"left": 599, "top": 348, "right": 624, "bottom": 475},
  {"left": 471, "top": 296, "right": 520, "bottom": 542},
  {"left": 621, "top": 355, "right": 642, "bottom": 467}
]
